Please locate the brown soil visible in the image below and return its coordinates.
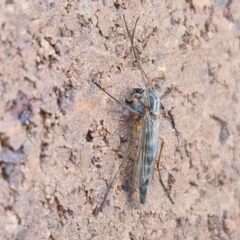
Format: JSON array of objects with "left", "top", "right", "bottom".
[{"left": 0, "top": 1, "right": 239, "bottom": 239}]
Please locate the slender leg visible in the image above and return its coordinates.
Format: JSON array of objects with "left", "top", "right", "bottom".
[
  {"left": 157, "top": 138, "right": 174, "bottom": 204},
  {"left": 94, "top": 143, "right": 135, "bottom": 215}
]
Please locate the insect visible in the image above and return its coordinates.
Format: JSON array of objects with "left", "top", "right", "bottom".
[{"left": 93, "top": 16, "right": 173, "bottom": 215}]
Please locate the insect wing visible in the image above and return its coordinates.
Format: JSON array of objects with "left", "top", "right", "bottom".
[{"left": 133, "top": 113, "right": 160, "bottom": 188}]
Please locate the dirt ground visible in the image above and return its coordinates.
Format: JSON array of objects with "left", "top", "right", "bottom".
[{"left": 0, "top": 0, "right": 240, "bottom": 239}]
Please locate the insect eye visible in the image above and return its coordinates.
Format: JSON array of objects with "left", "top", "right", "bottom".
[{"left": 132, "top": 88, "right": 145, "bottom": 94}]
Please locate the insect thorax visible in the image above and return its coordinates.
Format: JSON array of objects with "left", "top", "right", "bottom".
[{"left": 130, "top": 88, "right": 161, "bottom": 118}]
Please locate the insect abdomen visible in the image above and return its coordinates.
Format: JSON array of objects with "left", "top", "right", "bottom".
[{"left": 139, "top": 179, "right": 149, "bottom": 204}]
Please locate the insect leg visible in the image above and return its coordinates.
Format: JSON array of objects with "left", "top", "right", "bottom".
[
  {"left": 94, "top": 82, "right": 142, "bottom": 117},
  {"left": 94, "top": 142, "right": 135, "bottom": 215},
  {"left": 157, "top": 138, "right": 174, "bottom": 204},
  {"left": 123, "top": 15, "right": 152, "bottom": 89}
]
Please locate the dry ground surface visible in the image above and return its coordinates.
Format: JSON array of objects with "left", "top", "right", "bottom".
[{"left": 0, "top": 0, "right": 240, "bottom": 239}]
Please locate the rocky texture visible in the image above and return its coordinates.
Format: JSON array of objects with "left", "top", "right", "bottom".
[{"left": 0, "top": 0, "right": 239, "bottom": 239}]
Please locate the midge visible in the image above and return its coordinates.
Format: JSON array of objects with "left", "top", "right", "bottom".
[{"left": 93, "top": 16, "right": 173, "bottom": 215}]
